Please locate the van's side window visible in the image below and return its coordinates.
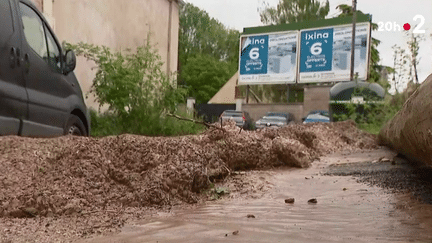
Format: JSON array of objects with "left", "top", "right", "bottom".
[
  {"left": 19, "top": 3, "right": 61, "bottom": 72},
  {"left": 45, "top": 26, "right": 61, "bottom": 71}
]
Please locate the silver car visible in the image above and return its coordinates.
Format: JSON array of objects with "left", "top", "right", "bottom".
[
  {"left": 220, "top": 110, "right": 253, "bottom": 130},
  {"left": 255, "top": 116, "right": 288, "bottom": 129}
]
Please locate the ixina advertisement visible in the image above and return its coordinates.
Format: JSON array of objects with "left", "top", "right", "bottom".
[
  {"left": 299, "top": 22, "right": 371, "bottom": 83},
  {"left": 238, "top": 31, "right": 298, "bottom": 85}
]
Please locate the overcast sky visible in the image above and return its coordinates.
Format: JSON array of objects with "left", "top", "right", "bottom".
[{"left": 185, "top": 0, "right": 432, "bottom": 87}]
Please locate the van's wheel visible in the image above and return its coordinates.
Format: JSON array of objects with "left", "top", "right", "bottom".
[{"left": 64, "top": 115, "right": 87, "bottom": 136}]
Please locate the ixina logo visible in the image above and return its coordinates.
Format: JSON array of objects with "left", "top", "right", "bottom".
[{"left": 377, "top": 15, "right": 426, "bottom": 33}]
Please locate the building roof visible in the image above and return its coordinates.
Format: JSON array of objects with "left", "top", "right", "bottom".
[{"left": 208, "top": 72, "right": 238, "bottom": 104}]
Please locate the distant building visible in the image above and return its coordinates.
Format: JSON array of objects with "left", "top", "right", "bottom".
[{"left": 31, "top": 0, "right": 182, "bottom": 110}]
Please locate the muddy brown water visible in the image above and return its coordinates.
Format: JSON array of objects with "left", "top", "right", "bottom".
[{"left": 82, "top": 148, "right": 432, "bottom": 243}]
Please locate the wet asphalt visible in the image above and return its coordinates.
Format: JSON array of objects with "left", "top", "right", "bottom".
[
  {"left": 81, "top": 148, "right": 432, "bottom": 243},
  {"left": 325, "top": 154, "right": 432, "bottom": 204}
]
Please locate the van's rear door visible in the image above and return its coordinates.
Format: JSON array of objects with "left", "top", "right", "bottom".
[{"left": 0, "top": 0, "right": 28, "bottom": 135}]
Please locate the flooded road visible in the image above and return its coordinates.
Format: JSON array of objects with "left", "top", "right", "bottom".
[{"left": 82, "top": 148, "right": 432, "bottom": 242}]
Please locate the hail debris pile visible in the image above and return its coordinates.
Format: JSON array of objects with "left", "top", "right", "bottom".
[{"left": 0, "top": 120, "right": 376, "bottom": 218}]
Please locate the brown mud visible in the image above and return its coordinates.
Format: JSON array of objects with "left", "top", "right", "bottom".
[{"left": 81, "top": 149, "right": 432, "bottom": 243}]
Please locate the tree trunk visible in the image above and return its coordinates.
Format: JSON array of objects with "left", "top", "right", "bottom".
[{"left": 413, "top": 55, "right": 419, "bottom": 84}]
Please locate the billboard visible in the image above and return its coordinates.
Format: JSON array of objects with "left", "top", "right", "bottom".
[
  {"left": 299, "top": 22, "right": 371, "bottom": 83},
  {"left": 299, "top": 28, "right": 334, "bottom": 73},
  {"left": 238, "top": 31, "right": 298, "bottom": 85},
  {"left": 238, "top": 21, "right": 371, "bottom": 85}
]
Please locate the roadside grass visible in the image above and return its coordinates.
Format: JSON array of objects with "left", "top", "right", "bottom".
[
  {"left": 90, "top": 109, "right": 206, "bottom": 137},
  {"left": 358, "top": 123, "right": 382, "bottom": 135}
]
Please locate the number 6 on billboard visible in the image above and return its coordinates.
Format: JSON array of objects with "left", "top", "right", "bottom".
[
  {"left": 311, "top": 42, "right": 322, "bottom": 55},
  {"left": 249, "top": 48, "right": 260, "bottom": 59}
]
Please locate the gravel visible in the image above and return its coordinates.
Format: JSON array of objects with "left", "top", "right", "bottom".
[
  {"left": 325, "top": 155, "right": 432, "bottom": 204},
  {"left": 0, "top": 120, "right": 378, "bottom": 242}
]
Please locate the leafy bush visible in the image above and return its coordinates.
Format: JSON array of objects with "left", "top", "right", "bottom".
[
  {"left": 65, "top": 37, "right": 204, "bottom": 136},
  {"left": 89, "top": 109, "right": 122, "bottom": 137},
  {"left": 332, "top": 91, "right": 412, "bottom": 135}
]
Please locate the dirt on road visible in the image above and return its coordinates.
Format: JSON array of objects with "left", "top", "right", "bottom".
[
  {"left": 79, "top": 149, "right": 432, "bottom": 243},
  {"left": 1, "top": 121, "right": 378, "bottom": 242}
]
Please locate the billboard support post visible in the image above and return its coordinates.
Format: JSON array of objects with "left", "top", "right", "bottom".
[
  {"left": 286, "top": 84, "right": 290, "bottom": 103},
  {"left": 350, "top": 0, "right": 357, "bottom": 82},
  {"left": 246, "top": 85, "right": 250, "bottom": 104}
]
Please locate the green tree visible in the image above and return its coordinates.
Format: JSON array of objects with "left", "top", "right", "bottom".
[
  {"left": 405, "top": 30, "right": 424, "bottom": 84},
  {"left": 181, "top": 54, "right": 232, "bottom": 104},
  {"left": 179, "top": 2, "right": 240, "bottom": 103},
  {"left": 259, "top": 0, "right": 330, "bottom": 25},
  {"left": 179, "top": 3, "right": 240, "bottom": 69},
  {"left": 391, "top": 44, "right": 409, "bottom": 93}
]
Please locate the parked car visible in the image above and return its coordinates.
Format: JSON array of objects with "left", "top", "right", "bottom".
[
  {"left": 265, "top": 112, "right": 295, "bottom": 122},
  {"left": 255, "top": 116, "right": 287, "bottom": 129},
  {"left": 255, "top": 112, "right": 295, "bottom": 129},
  {"left": 0, "top": 0, "right": 90, "bottom": 136},
  {"left": 303, "top": 110, "right": 330, "bottom": 123},
  {"left": 220, "top": 110, "right": 253, "bottom": 130}
]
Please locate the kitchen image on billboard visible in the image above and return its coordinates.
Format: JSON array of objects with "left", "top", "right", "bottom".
[
  {"left": 332, "top": 27, "right": 368, "bottom": 73},
  {"left": 268, "top": 34, "right": 296, "bottom": 74}
]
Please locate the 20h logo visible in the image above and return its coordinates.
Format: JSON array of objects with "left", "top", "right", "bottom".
[{"left": 378, "top": 15, "right": 426, "bottom": 33}]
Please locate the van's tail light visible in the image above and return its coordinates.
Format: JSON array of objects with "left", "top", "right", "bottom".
[{"left": 242, "top": 116, "right": 246, "bottom": 121}]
